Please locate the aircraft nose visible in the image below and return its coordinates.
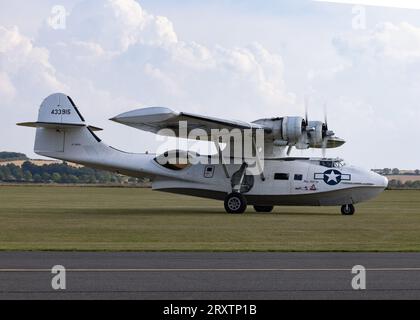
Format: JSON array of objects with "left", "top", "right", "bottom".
[
  {"left": 381, "top": 175, "right": 389, "bottom": 188},
  {"left": 373, "top": 172, "right": 388, "bottom": 188}
]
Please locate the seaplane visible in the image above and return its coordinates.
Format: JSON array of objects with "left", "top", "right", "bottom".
[{"left": 18, "top": 93, "right": 388, "bottom": 215}]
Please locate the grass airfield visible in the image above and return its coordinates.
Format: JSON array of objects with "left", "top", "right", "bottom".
[{"left": 0, "top": 186, "right": 419, "bottom": 252}]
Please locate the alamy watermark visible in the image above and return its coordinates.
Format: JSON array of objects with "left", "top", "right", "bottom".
[
  {"left": 351, "top": 265, "right": 366, "bottom": 290},
  {"left": 51, "top": 265, "right": 66, "bottom": 290},
  {"left": 47, "top": 5, "right": 68, "bottom": 30},
  {"left": 352, "top": 5, "right": 367, "bottom": 30},
  {"left": 155, "top": 121, "right": 266, "bottom": 175}
]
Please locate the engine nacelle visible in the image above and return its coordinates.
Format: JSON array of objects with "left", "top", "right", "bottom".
[
  {"left": 251, "top": 115, "right": 345, "bottom": 156},
  {"left": 281, "top": 116, "right": 305, "bottom": 144},
  {"left": 307, "top": 120, "right": 324, "bottom": 147}
]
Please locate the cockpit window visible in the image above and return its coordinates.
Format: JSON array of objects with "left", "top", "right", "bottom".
[
  {"left": 333, "top": 160, "right": 344, "bottom": 168},
  {"left": 320, "top": 160, "right": 333, "bottom": 168},
  {"left": 320, "top": 160, "right": 345, "bottom": 168}
]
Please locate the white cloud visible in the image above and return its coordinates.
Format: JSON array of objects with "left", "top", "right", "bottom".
[
  {"left": 0, "top": 25, "right": 68, "bottom": 155},
  {"left": 304, "top": 21, "right": 420, "bottom": 167},
  {"left": 333, "top": 22, "right": 420, "bottom": 62},
  {"left": 60, "top": 0, "right": 178, "bottom": 53},
  {"left": 0, "top": 25, "right": 65, "bottom": 97},
  {"left": 315, "top": 0, "right": 420, "bottom": 10},
  {"left": 37, "top": 0, "right": 294, "bottom": 119},
  {"left": 0, "top": 71, "right": 16, "bottom": 102}
]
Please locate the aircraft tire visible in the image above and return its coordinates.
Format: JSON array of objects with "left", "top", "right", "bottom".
[
  {"left": 341, "top": 204, "right": 355, "bottom": 215},
  {"left": 253, "top": 205, "right": 274, "bottom": 213},
  {"left": 224, "top": 193, "right": 247, "bottom": 214}
]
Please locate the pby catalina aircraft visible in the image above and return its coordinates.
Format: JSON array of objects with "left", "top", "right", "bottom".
[{"left": 18, "top": 93, "right": 388, "bottom": 215}]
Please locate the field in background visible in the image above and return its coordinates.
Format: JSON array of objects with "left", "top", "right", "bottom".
[
  {"left": 387, "top": 175, "right": 420, "bottom": 182},
  {"left": 0, "top": 159, "right": 82, "bottom": 167},
  {"left": 0, "top": 186, "right": 419, "bottom": 251}
]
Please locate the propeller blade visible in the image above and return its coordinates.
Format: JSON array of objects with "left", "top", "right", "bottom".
[
  {"left": 323, "top": 104, "right": 336, "bottom": 137},
  {"left": 287, "top": 145, "right": 293, "bottom": 156},
  {"left": 324, "top": 102, "right": 328, "bottom": 124},
  {"left": 322, "top": 137, "right": 328, "bottom": 158},
  {"left": 322, "top": 103, "right": 330, "bottom": 138}
]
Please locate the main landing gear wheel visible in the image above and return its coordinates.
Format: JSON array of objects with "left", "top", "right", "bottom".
[
  {"left": 253, "top": 205, "right": 274, "bottom": 213},
  {"left": 224, "top": 193, "right": 247, "bottom": 214},
  {"left": 341, "top": 204, "right": 355, "bottom": 216}
]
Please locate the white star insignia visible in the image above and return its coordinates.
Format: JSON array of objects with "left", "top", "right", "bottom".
[{"left": 325, "top": 171, "right": 340, "bottom": 183}]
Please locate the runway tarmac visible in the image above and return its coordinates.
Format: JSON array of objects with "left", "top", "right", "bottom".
[{"left": 1, "top": 252, "right": 420, "bottom": 300}]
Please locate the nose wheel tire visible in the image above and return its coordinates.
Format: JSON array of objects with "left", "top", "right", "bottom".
[
  {"left": 224, "top": 193, "right": 247, "bottom": 214},
  {"left": 341, "top": 204, "right": 355, "bottom": 216},
  {"left": 253, "top": 205, "right": 274, "bottom": 213}
]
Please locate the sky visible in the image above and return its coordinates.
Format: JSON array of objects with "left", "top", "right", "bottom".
[{"left": 0, "top": 0, "right": 419, "bottom": 169}]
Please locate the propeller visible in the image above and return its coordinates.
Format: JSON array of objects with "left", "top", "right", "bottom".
[
  {"left": 301, "top": 96, "right": 315, "bottom": 146},
  {"left": 304, "top": 96, "right": 309, "bottom": 128},
  {"left": 290, "top": 97, "right": 336, "bottom": 158},
  {"left": 321, "top": 103, "right": 334, "bottom": 158},
  {"left": 287, "top": 96, "right": 310, "bottom": 157},
  {"left": 303, "top": 96, "right": 317, "bottom": 134},
  {"left": 322, "top": 136, "right": 328, "bottom": 158}
]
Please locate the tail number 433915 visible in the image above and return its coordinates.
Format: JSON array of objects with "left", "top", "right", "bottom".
[{"left": 51, "top": 109, "right": 71, "bottom": 115}]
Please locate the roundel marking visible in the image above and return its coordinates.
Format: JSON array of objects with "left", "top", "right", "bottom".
[{"left": 323, "top": 169, "right": 342, "bottom": 186}]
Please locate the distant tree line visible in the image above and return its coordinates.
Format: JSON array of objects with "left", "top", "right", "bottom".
[
  {"left": 0, "top": 161, "right": 146, "bottom": 185},
  {"left": 375, "top": 168, "right": 420, "bottom": 175},
  {"left": 0, "top": 152, "right": 28, "bottom": 161}
]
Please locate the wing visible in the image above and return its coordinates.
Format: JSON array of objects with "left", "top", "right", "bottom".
[{"left": 110, "top": 107, "right": 264, "bottom": 138}]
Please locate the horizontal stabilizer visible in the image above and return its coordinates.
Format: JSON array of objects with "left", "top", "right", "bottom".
[{"left": 17, "top": 122, "right": 103, "bottom": 131}]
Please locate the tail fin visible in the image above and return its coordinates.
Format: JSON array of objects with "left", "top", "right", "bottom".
[
  {"left": 18, "top": 93, "right": 103, "bottom": 158},
  {"left": 37, "top": 93, "right": 85, "bottom": 125}
]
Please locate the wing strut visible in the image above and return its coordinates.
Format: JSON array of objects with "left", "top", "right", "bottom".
[
  {"left": 213, "top": 139, "right": 230, "bottom": 179},
  {"left": 253, "top": 136, "right": 266, "bottom": 182},
  {"left": 232, "top": 162, "right": 248, "bottom": 193}
]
